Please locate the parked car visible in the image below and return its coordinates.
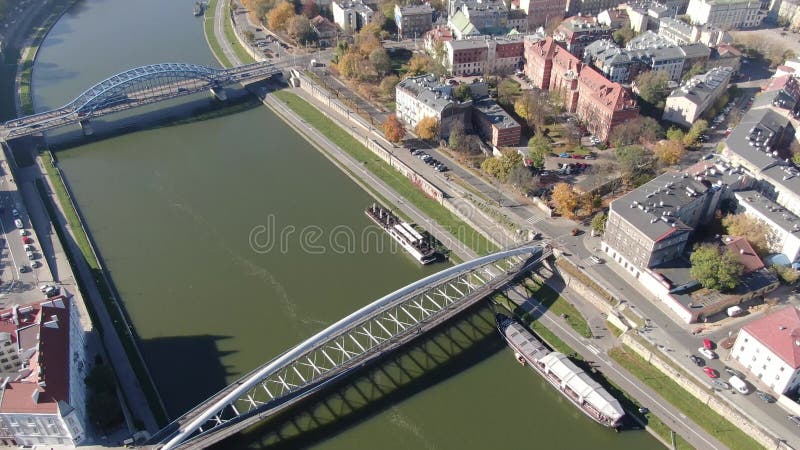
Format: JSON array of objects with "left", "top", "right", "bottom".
[
  {"left": 713, "top": 380, "right": 731, "bottom": 390},
  {"left": 21, "top": 236, "right": 32, "bottom": 244},
  {"left": 31, "top": 261, "right": 41, "bottom": 268},
  {"left": 18, "top": 265, "right": 29, "bottom": 273},
  {"left": 19, "top": 229, "right": 28, "bottom": 236},
  {"left": 572, "top": 154, "right": 585, "bottom": 159},
  {"left": 559, "top": 152, "right": 571, "bottom": 158},
  {"left": 729, "top": 375, "right": 749, "bottom": 394},
  {"left": 703, "top": 338, "right": 714, "bottom": 350},
  {"left": 584, "top": 155, "right": 595, "bottom": 159},
  {"left": 787, "top": 415, "right": 800, "bottom": 427},
  {"left": 689, "top": 355, "right": 704, "bottom": 366},
  {"left": 698, "top": 347, "right": 717, "bottom": 359},
  {"left": 703, "top": 367, "right": 719, "bottom": 378},
  {"left": 14, "top": 218, "right": 23, "bottom": 229},
  {"left": 589, "top": 255, "right": 603, "bottom": 264},
  {"left": 724, "top": 366, "right": 744, "bottom": 378},
  {"left": 756, "top": 391, "right": 777, "bottom": 403}
]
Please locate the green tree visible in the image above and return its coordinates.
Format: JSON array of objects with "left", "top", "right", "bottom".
[
  {"left": 591, "top": 211, "right": 607, "bottom": 235},
  {"left": 527, "top": 134, "right": 550, "bottom": 169},
  {"left": 684, "top": 119, "right": 708, "bottom": 146},
  {"left": 690, "top": 244, "right": 744, "bottom": 292},
  {"left": 369, "top": 48, "right": 392, "bottom": 77},
  {"left": 481, "top": 156, "right": 504, "bottom": 178},
  {"left": 453, "top": 84, "right": 472, "bottom": 102},
  {"left": 379, "top": 75, "right": 400, "bottom": 98},
  {"left": 612, "top": 26, "right": 635, "bottom": 46},
  {"left": 85, "top": 364, "right": 124, "bottom": 430},
  {"left": 614, "top": 145, "right": 653, "bottom": 183},
  {"left": 666, "top": 127, "right": 685, "bottom": 142},
  {"left": 449, "top": 122, "right": 466, "bottom": 150},
  {"left": 610, "top": 116, "right": 664, "bottom": 147},
  {"left": 793, "top": 152, "right": 800, "bottom": 165},
  {"left": 497, "top": 79, "right": 522, "bottom": 106},
  {"left": 681, "top": 62, "right": 706, "bottom": 82},
  {"left": 635, "top": 70, "right": 671, "bottom": 111},
  {"left": 481, "top": 149, "right": 522, "bottom": 180},
  {"left": 654, "top": 139, "right": 686, "bottom": 166}
]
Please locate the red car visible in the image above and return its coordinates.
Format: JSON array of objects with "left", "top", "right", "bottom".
[
  {"left": 21, "top": 236, "right": 32, "bottom": 245},
  {"left": 571, "top": 154, "right": 585, "bottom": 159},
  {"left": 703, "top": 338, "right": 714, "bottom": 350},
  {"left": 703, "top": 367, "right": 719, "bottom": 378}
]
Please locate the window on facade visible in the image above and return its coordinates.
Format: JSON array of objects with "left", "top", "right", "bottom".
[{"left": 781, "top": 367, "right": 785, "bottom": 371}]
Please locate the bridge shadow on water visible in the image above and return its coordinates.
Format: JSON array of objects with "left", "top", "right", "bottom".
[
  {"left": 139, "top": 334, "right": 237, "bottom": 419},
  {"left": 212, "top": 302, "right": 505, "bottom": 449},
  {"left": 42, "top": 83, "right": 267, "bottom": 150}
]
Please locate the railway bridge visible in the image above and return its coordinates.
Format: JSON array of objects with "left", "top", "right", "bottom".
[
  {"left": 1, "top": 61, "right": 282, "bottom": 140},
  {"left": 149, "top": 243, "right": 551, "bottom": 449}
]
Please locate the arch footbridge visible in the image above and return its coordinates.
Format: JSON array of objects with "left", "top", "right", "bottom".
[
  {"left": 1, "top": 61, "right": 282, "bottom": 140},
  {"left": 150, "top": 243, "right": 551, "bottom": 450}
]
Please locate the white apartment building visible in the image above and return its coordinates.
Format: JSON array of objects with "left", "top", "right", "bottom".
[
  {"left": 333, "top": 0, "right": 374, "bottom": 33},
  {"left": 444, "top": 35, "right": 527, "bottom": 76},
  {"left": 0, "top": 298, "right": 88, "bottom": 447},
  {"left": 686, "top": 0, "right": 763, "bottom": 29},
  {"left": 663, "top": 66, "right": 733, "bottom": 127},
  {"left": 395, "top": 74, "right": 477, "bottom": 138},
  {"left": 735, "top": 191, "right": 800, "bottom": 263},
  {"left": 731, "top": 307, "right": 800, "bottom": 394}
]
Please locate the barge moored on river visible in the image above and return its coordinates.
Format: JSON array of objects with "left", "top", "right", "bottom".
[
  {"left": 496, "top": 313, "right": 625, "bottom": 428},
  {"left": 365, "top": 203, "right": 438, "bottom": 264}
]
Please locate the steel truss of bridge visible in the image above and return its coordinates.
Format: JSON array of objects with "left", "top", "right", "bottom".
[
  {"left": 151, "top": 244, "right": 551, "bottom": 450},
  {"left": 1, "top": 61, "right": 281, "bottom": 140}
]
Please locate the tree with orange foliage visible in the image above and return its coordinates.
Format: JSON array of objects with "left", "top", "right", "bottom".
[
  {"left": 654, "top": 139, "right": 686, "bottom": 166},
  {"left": 383, "top": 114, "right": 406, "bottom": 143},
  {"left": 551, "top": 182, "right": 579, "bottom": 219},
  {"left": 415, "top": 116, "right": 439, "bottom": 141},
  {"left": 268, "top": 1, "right": 295, "bottom": 32}
]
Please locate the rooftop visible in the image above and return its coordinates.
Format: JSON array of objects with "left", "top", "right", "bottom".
[
  {"left": 668, "top": 66, "right": 732, "bottom": 105},
  {"left": 0, "top": 297, "right": 70, "bottom": 415},
  {"left": 473, "top": 97, "right": 521, "bottom": 129},
  {"left": 397, "top": 3, "right": 434, "bottom": 15},
  {"left": 724, "top": 107, "right": 791, "bottom": 170},
  {"left": 585, "top": 39, "right": 631, "bottom": 66},
  {"left": 742, "top": 307, "right": 800, "bottom": 369},
  {"left": 397, "top": 74, "right": 463, "bottom": 114},
  {"left": 735, "top": 190, "right": 800, "bottom": 233},
  {"left": 609, "top": 171, "right": 708, "bottom": 241},
  {"left": 723, "top": 235, "right": 764, "bottom": 273}
]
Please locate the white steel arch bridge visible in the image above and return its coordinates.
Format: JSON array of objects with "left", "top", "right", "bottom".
[
  {"left": 149, "top": 243, "right": 551, "bottom": 450},
  {"left": 1, "top": 61, "right": 281, "bottom": 140}
]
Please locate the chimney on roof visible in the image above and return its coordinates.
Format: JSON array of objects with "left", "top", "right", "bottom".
[
  {"left": 31, "top": 389, "right": 39, "bottom": 403},
  {"left": 43, "top": 315, "right": 59, "bottom": 329},
  {"left": 740, "top": 248, "right": 745, "bottom": 255}
]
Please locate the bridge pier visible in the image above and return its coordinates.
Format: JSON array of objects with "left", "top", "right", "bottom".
[
  {"left": 210, "top": 87, "right": 227, "bottom": 101},
  {"left": 79, "top": 119, "right": 94, "bottom": 136}
]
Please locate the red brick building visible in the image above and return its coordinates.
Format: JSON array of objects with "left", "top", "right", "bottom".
[
  {"left": 576, "top": 67, "right": 639, "bottom": 141},
  {"left": 549, "top": 42, "right": 583, "bottom": 113},
  {"left": 523, "top": 37, "right": 555, "bottom": 90},
  {"left": 524, "top": 36, "right": 639, "bottom": 141}
]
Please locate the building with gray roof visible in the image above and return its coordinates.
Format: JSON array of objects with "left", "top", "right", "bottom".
[
  {"left": 735, "top": 190, "right": 800, "bottom": 263},
  {"left": 663, "top": 66, "right": 732, "bottom": 127},
  {"left": 584, "top": 39, "right": 632, "bottom": 83}
]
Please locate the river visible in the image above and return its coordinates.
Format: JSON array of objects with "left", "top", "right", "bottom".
[{"left": 31, "top": 0, "right": 658, "bottom": 448}]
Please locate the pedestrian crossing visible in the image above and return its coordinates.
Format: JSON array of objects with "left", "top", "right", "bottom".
[
  {"left": 526, "top": 215, "right": 544, "bottom": 225},
  {"left": 586, "top": 344, "right": 601, "bottom": 355}
]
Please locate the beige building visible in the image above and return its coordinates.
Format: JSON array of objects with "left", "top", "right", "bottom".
[
  {"left": 663, "top": 66, "right": 733, "bottom": 127},
  {"left": 686, "top": 0, "right": 763, "bottom": 29},
  {"left": 332, "top": 0, "right": 374, "bottom": 33}
]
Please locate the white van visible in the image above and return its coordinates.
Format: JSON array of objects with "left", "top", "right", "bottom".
[{"left": 729, "top": 375, "right": 749, "bottom": 394}]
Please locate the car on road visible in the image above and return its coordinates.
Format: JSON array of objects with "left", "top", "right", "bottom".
[
  {"left": 713, "top": 380, "right": 731, "bottom": 389},
  {"left": 703, "top": 338, "right": 714, "bottom": 350},
  {"left": 572, "top": 154, "right": 585, "bottom": 159},
  {"left": 698, "top": 347, "right": 717, "bottom": 359},
  {"left": 584, "top": 155, "right": 595, "bottom": 159},
  {"left": 756, "top": 391, "right": 777, "bottom": 403},
  {"left": 788, "top": 415, "right": 800, "bottom": 427},
  {"left": 589, "top": 255, "right": 603, "bottom": 264},
  {"left": 703, "top": 367, "right": 719, "bottom": 378},
  {"left": 11, "top": 208, "right": 19, "bottom": 217},
  {"left": 729, "top": 375, "right": 750, "bottom": 394},
  {"left": 724, "top": 366, "right": 744, "bottom": 378},
  {"left": 689, "top": 355, "right": 704, "bottom": 366}
]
